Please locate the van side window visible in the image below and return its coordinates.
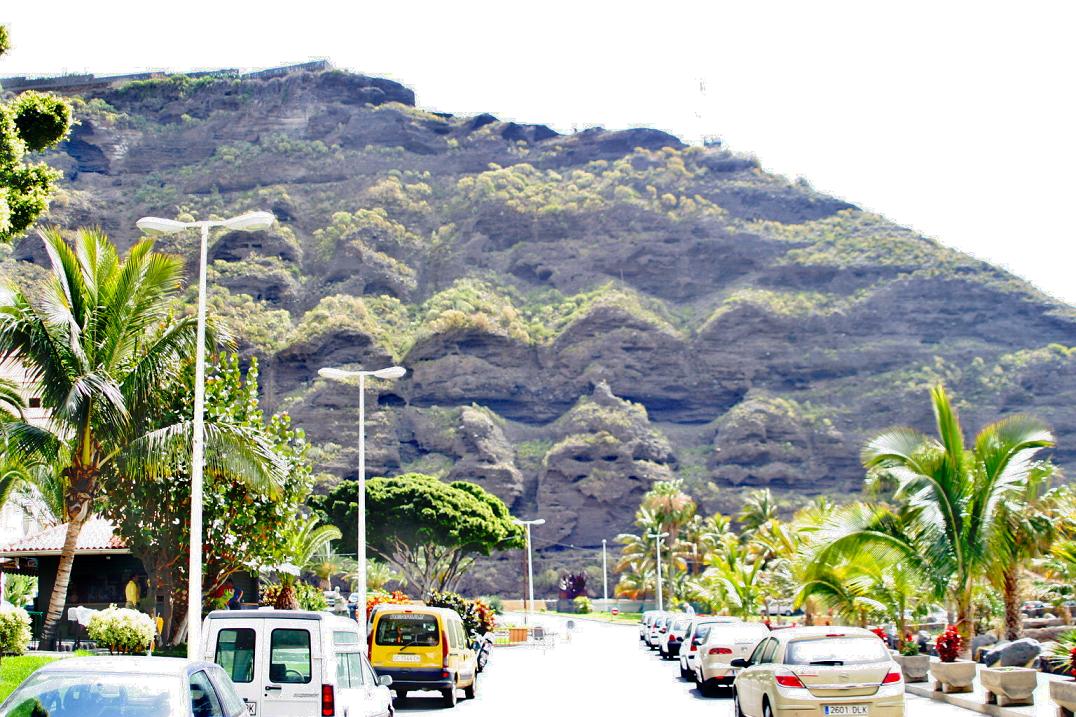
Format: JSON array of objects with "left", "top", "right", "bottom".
[
  {"left": 270, "top": 629, "right": 312, "bottom": 684},
  {"left": 336, "top": 652, "right": 366, "bottom": 688},
  {"left": 455, "top": 621, "right": 466, "bottom": 647},
  {"left": 214, "top": 628, "right": 255, "bottom": 683},
  {"left": 445, "top": 620, "right": 457, "bottom": 649},
  {"left": 333, "top": 630, "right": 359, "bottom": 646}
]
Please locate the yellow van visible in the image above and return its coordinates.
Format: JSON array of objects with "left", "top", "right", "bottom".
[{"left": 368, "top": 606, "right": 477, "bottom": 708}]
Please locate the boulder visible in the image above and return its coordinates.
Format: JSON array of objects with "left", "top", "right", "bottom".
[
  {"left": 971, "top": 634, "right": 998, "bottom": 660},
  {"left": 984, "top": 638, "right": 1042, "bottom": 668}
]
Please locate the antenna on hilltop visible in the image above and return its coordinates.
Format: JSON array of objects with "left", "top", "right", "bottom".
[{"left": 695, "top": 77, "right": 723, "bottom": 148}]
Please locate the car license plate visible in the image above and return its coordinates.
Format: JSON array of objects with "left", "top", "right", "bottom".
[
  {"left": 392, "top": 654, "right": 421, "bottom": 663},
  {"left": 825, "top": 705, "right": 869, "bottom": 716}
]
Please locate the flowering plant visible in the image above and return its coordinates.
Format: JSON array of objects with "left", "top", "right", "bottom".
[
  {"left": 87, "top": 605, "right": 155, "bottom": 655},
  {"left": 0, "top": 604, "right": 31, "bottom": 663},
  {"left": 935, "top": 625, "right": 963, "bottom": 662},
  {"left": 1048, "top": 630, "right": 1076, "bottom": 680}
]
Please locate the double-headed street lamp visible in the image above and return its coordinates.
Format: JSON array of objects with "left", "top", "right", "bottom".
[
  {"left": 318, "top": 365, "right": 406, "bottom": 641},
  {"left": 513, "top": 517, "right": 545, "bottom": 621},
  {"left": 137, "top": 211, "right": 275, "bottom": 659},
  {"left": 647, "top": 531, "right": 669, "bottom": 612}
]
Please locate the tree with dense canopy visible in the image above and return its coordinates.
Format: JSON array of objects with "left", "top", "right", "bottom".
[
  {"left": 311, "top": 473, "right": 524, "bottom": 595},
  {"left": 0, "top": 26, "right": 73, "bottom": 242},
  {"left": 810, "top": 385, "right": 1054, "bottom": 654},
  {"left": 0, "top": 229, "right": 285, "bottom": 646}
]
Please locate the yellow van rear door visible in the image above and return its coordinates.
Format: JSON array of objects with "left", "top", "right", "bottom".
[{"left": 372, "top": 612, "right": 443, "bottom": 668}]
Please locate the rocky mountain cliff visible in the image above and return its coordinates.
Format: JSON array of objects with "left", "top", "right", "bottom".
[{"left": 4, "top": 66, "right": 1074, "bottom": 590}]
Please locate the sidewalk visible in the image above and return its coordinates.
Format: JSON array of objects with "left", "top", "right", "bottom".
[{"left": 906, "top": 669, "right": 1062, "bottom": 717}]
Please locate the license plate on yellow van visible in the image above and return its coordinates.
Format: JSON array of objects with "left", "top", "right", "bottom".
[
  {"left": 824, "top": 705, "right": 868, "bottom": 716},
  {"left": 392, "top": 654, "right": 421, "bottom": 663}
]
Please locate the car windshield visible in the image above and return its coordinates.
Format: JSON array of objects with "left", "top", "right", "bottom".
[
  {"left": 0, "top": 671, "right": 184, "bottom": 717},
  {"left": 376, "top": 613, "right": 441, "bottom": 646},
  {"left": 785, "top": 637, "right": 890, "bottom": 666}
]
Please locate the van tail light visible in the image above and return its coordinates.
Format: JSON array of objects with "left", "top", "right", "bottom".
[
  {"left": 321, "top": 684, "right": 335, "bottom": 716},
  {"left": 882, "top": 669, "right": 903, "bottom": 685},
  {"left": 442, "top": 635, "right": 450, "bottom": 667},
  {"left": 775, "top": 672, "right": 806, "bottom": 689},
  {"left": 708, "top": 647, "right": 732, "bottom": 655},
  {"left": 690, "top": 643, "right": 698, "bottom": 652}
]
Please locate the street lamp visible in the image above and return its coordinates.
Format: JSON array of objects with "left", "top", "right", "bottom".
[
  {"left": 318, "top": 364, "right": 407, "bottom": 641},
  {"left": 601, "top": 538, "right": 608, "bottom": 605},
  {"left": 647, "top": 531, "right": 669, "bottom": 612},
  {"left": 136, "top": 211, "right": 275, "bottom": 659},
  {"left": 513, "top": 518, "right": 545, "bottom": 622}
]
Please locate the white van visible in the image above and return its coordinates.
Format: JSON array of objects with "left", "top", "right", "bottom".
[{"left": 202, "top": 609, "right": 394, "bottom": 717}]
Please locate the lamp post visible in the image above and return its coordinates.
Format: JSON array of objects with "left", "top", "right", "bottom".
[
  {"left": 513, "top": 518, "right": 545, "bottom": 622},
  {"left": 318, "top": 365, "right": 406, "bottom": 641},
  {"left": 136, "top": 211, "right": 275, "bottom": 659},
  {"left": 602, "top": 538, "right": 608, "bottom": 605},
  {"left": 647, "top": 531, "right": 669, "bottom": 612}
]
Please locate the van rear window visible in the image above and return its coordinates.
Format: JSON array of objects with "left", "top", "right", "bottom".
[
  {"left": 375, "top": 613, "right": 440, "bottom": 647},
  {"left": 215, "top": 628, "right": 255, "bottom": 683}
]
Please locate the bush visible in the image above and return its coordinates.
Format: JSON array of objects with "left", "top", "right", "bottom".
[
  {"left": 481, "top": 595, "right": 504, "bottom": 613},
  {"left": 1048, "top": 630, "right": 1076, "bottom": 677},
  {"left": 86, "top": 606, "right": 155, "bottom": 655},
  {"left": 0, "top": 604, "right": 31, "bottom": 661},
  {"left": 573, "top": 596, "right": 592, "bottom": 614},
  {"left": 366, "top": 590, "right": 411, "bottom": 622},
  {"left": 935, "top": 625, "right": 963, "bottom": 663},
  {"left": 899, "top": 640, "right": 921, "bottom": 656},
  {"left": 260, "top": 582, "right": 327, "bottom": 611},
  {"left": 425, "top": 591, "right": 495, "bottom": 639}
]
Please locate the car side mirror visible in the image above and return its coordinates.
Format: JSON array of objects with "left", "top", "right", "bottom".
[
  {"left": 378, "top": 675, "right": 393, "bottom": 687},
  {"left": 730, "top": 658, "right": 750, "bottom": 669}
]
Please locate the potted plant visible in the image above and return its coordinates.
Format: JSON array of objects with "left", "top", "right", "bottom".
[
  {"left": 929, "top": 625, "right": 977, "bottom": 694},
  {"left": 1047, "top": 631, "right": 1076, "bottom": 717},
  {"left": 895, "top": 640, "right": 931, "bottom": 683}
]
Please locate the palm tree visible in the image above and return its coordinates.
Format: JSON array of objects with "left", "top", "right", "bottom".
[
  {"left": 796, "top": 562, "right": 884, "bottom": 627},
  {"left": 273, "top": 515, "right": 341, "bottom": 608},
  {"left": 365, "top": 559, "right": 403, "bottom": 592},
  {"left": 990, "top": 465, "right": 1058, "bottom": 640},
  {"left": 0, "top": 228, "right": 284, "bottom": 646},
  {"left": 737, "top": 488, "right": 779, "bottom": 536},
  {"left": 812, "top": 385, "right": 1053, "bottom": 653}
]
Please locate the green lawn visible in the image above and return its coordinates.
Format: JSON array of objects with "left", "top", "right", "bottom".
[
  {"left": 550, "top": 611, "right": 642, "bottom": 624},
  {"left": 0, "top": 655, "right": 57, "bottom": 702}
]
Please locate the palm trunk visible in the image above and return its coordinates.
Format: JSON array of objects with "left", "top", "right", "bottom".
[
  {"left": 956, "top": 590, "right": 973, "bottom": 659},
  {"left": 39, "top": 511, "right": 89, "bottom": 648},
  {"left": 1002, "top": 565, "right": 1022, "bottom": 641}
]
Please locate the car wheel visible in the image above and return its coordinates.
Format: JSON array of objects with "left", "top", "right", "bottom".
[
  {"left": 442, "top": 687, "right": 457, "bottom": 708},
  {"left": 680, "top": 663, "right": 692, "bottom": 679},
  {"left": 763, "top": 698, "right": 774, "bottom": 717},
  {"left": 734, "top": 690, "right": 745, "bottom": 717},
  {"left": 464, "top": 676, "right": 477, "bottom": 700},
  {"left": 395, "top": 689, "right": 408, "bottom": 701}
]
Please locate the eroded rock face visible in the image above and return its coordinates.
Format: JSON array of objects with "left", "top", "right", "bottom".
[
  {"left": 447, "top": 406, "right": 525, "bottom": 505},
  {"left": 538, "top": 382, "right": 676, "bottom": 544}
]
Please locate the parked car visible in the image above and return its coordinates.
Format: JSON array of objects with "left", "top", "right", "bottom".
[
  {"left": 660, "top": 615, "right": 695, "bottom": 660},
  {"left": 203, "top": 608, "right": 394, "bottom": 717},
  {"left": 1022, "top": 600, "right": 1048, "bottom": 618},
  {"left": 731, "top": 626, "right": 904, "bottom": 717},
  {"left": 678, "top": 617, "right": 742, "bottom": 679},
  {"left": 694, "top": 621, "right": 771, "bottom": 695},
  {"left": 648, "top": 613, "right": 679, "bottom": 650},
  {"left": 368, "top": 605, "right": 477, "bottom": 708},
  {"left": 640, "top": 610, "right": 664, "bottom": 642},
  {"left": 0, "top": 656, "right": 245, "bottom": 717}
]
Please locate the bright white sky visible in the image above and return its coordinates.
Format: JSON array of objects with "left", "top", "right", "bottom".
[{"left": 3, "top": 1, "right": 1074, "bottom": 306}]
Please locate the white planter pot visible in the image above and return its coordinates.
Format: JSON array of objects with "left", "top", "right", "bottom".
[
  {"left": 895, "top": 654, "right": 931, "bottom": 683},
  {"left": 980, "top": 666, "right": 1037, "bottom": 706},
  {"left": 1050, "top": 679, "right": 1076, "bottom": 717},
  {"left": 929, "top": 659, "right": 978, "bottom": 694}
]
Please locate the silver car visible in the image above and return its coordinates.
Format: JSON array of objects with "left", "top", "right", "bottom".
[{"left": 0, "top": 656, "right": 246, "bottom": 717}]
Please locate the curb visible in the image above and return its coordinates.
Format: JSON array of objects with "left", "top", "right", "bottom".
[{"left": 905, "top": 682, "right": 1037, "bottom": 717}]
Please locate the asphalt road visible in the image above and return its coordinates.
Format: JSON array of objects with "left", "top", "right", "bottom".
[{"left": 393, "top": 614, "right": 973, "bottom": 717}]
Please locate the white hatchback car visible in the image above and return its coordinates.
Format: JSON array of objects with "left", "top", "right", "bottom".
[
  {"left": 640, "top": 611, "right": 664, "bottom": 642},
  {"left": 678, "top": 617, "right": 742, "bottom": 679},
  {"left": 694, "top": 621, "right": 771, "bottom": 694},
  {"left": 646, "top": 612, "right": 673, "bottom": 649}
]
